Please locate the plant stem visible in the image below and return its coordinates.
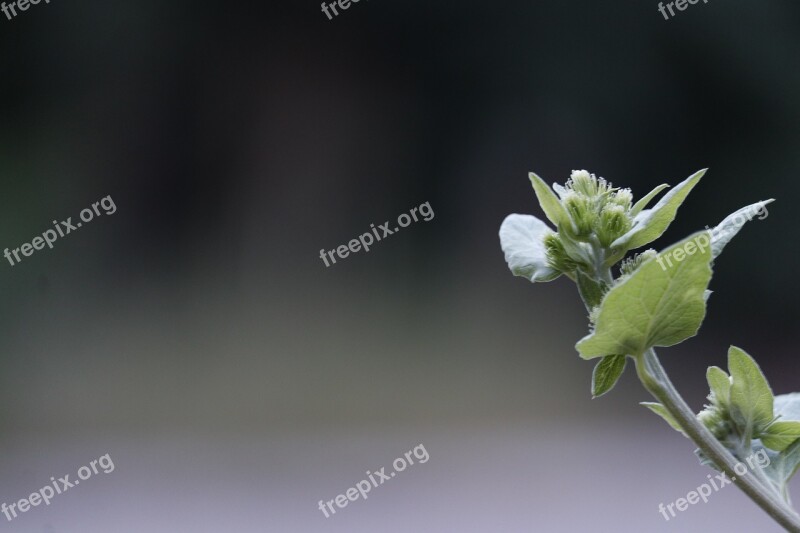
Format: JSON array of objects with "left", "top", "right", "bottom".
[
  {"left": 635, "top": 349, "right": 800, "bottom": 532},
  {"left": 575, "top": 267, "right": 799, "bottom": 530}
]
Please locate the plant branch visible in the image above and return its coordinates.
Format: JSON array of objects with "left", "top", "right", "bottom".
[
  {"left": 575, "top": 266, "right": 799, "bottom": 530},
  {"left": 635, "top": 349, "right": 800, "bottom": 532}
]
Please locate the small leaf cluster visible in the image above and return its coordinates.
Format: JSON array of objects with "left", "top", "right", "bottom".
[
  {"left": 499, "top": 167, "right": 798, "bottom": 514},
  {"left": 649, "top": 347, "right": 800, "bottom": 499},
  {"left": 500, "top": 168, "right": 773, "bottom": 397},
  {"left": 518, "top": 169, "right": 704, "bottom": 283}
]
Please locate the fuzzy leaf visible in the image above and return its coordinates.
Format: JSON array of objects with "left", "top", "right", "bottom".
[
  {"left": 576, "top": 232, "right": 712, "bottom": 359},
  {"left": 529, "top": 173, "right": 569, "bottom": 228},
  {"left": 576, "top": 269, "right": 606, "bottom": 309},
  {"left": 761, "top": 421, "right": 800, "bottom": 452},
  {"left": 642, "top": 402, "right": 686, "bottom": 435},
  {"left": 630, "top": 184, "right": 669, "bottom": 217},
  {"left": 777, "top": 439, "right": 800, "bottom": 483},
  {"left": 729, "top": 346, "right": 774, "bottom": 437},
  {"left": 611, "top": 169, "right": 705, "bottom": 250},
  {"left": 499, "top": 214, "right": 561, "bottom": 282},
  {"left": 592, "top": 354, "right": 627, "bottom": 398},
  {"left": 707, "top": 366, "right": 731, "bottom": 408},
  {"left": 742, "top": 395, "right": 800, "bottom": 488},
  {"left": 775, "top": 393, "right": 800, "bottom": 421},
  {"left": 557, "top": 223, "right": 594, "bottom": 265},
  {"left": 771, "top": 395, "right": 800, "bottom": 482},
  {"left": 710, "top": 199, "right": 774, "bottom": 259}
]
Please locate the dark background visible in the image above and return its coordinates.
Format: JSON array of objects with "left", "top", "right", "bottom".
[{"left": 0, "top": 1, "right": 798, "bottom": 531}]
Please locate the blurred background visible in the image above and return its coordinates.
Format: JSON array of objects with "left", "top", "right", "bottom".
[{"left": 0, "top": 0, "right": 798, "bottom": 531}]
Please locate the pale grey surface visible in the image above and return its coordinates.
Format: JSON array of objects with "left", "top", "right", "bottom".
[
  {"left": 1, "top": 256, "right": 795, "bottom": 532},
  {"left": 0, "top": 425, "right": 792, "bottom": 532}
]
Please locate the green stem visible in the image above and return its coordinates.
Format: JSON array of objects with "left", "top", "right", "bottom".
[
  {"left": 575, "top": 266, "right": 799, "bottom": 530},
  {"left": 635, "top": 349, "right": 800, "bottom": 532},
  {"left": 589, "top": 237, "right": 614, "bottom": 285}
]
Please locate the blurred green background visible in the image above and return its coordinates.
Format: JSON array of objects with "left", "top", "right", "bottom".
[{"left": 0, "top": 0, "right": 798, "bottom": 531}]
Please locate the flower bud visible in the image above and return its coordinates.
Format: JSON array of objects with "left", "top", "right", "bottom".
[
  {"left": 610, "top": 188, "right": 633, "bottom": 211},
  {"left": 596, "top": 204, "right": 632, "bottom": 247},
  {"left": 619, "top": 249, "right": 657, "bottom": 277},
  {"left": 562, "top": 190, "right": 596, "bottom": 237},
  {"left": 543, "top": 233, "right": 580, "bottom": 274},
  {"left": 697, "top": 407, "right": 731, "bottom": 440},
  {"left": 568, "top": 170, "right": 610, "bottom": 197}
]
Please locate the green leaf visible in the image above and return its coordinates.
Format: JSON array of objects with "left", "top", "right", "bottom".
[
  {"left": 761, "top": 421, "right": 800, "bottom": 452},
  {"left": 777, "top": 439, "right": 800, "bottom": 482},
  {"left": 707, "top": 366, "right": 731, "bottom": 408},
  {"left": 709, "top": 199, "right": 774, "bottom": 259},
  {"left": 630, "top": 184, "right": 669, "bottom": 217},
  {"left": 744, "top": 442, "right": 794, "bottom": 494},
  {"left": 576, "top": 269, "right": 606, "bottom": 309},
  {"left": 499, "top": 214, "right": 561, "bottom": 282},
  {"left": 728, "top": 346, "right": 774, "bottom": 437},
  {"left": 775, "top": 393, "right": 800, "bottom": 421},
  {"left": 746, "top": 395, "right": 800, "bottom": 488},
  {"left": 529, "top": 173, "right": 569, "bottom": 228},
  {"left": 642, "top": 402, "right": 686, "bottom": 435},
  {"left": 557, "top": 223, "right": 594, "bottom": 265},
  {"left": 611, "top": 169, "right": 705, "bottom": 251},
  {"left": 592, "top": 354, "right": 627, "bottom": 398},
  {"left": 575, "top": 232, "right": 713, "bottom": 359}
]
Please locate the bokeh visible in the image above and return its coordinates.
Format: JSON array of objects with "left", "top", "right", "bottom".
[{"left": 0, "top": 0, "right": 798, "bottom": 531}]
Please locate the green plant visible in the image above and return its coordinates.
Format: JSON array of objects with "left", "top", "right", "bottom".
[{"left": 499, "top": 169, "right": 800, "bottom": 531}]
